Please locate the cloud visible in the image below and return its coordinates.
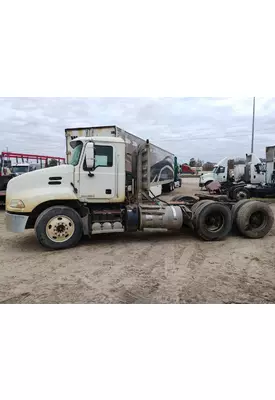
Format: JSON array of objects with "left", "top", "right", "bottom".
[{"left": 0, "top": 97, "right": 274, "bottom": 163}]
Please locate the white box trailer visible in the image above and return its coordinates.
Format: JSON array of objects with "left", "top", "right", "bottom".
[{"left": 65, "top": 125, "right": 176, "bottom": 194}]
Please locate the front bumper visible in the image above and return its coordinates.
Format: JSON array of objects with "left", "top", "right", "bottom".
[{"left": 5, "top": 212, "right": 29, "bottom": 233}]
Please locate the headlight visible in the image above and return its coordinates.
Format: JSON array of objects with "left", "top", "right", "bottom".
[{"left": 9, "top": 199, "right": 25, "bottom": 209}]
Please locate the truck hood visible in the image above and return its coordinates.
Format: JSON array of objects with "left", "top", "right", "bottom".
[
  {"left": 7, "top": 164, "right": 74, "bottom": 189},
  {"left": 6, "top": 164, "right": 77, "bottom": 213},
  {"left": 199, "top": 172, "right": 214, "bottom": 183}
]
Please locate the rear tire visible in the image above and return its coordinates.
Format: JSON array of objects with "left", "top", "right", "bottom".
[
  {"left": 232, "top": 187, "right": 250, "bottom": 201},
  {"left": 236, "top": 201, "right": 274, "bottom": 238},
  {"left": 194, "top": 202, "right": 232, "bottom": 241},
  {"left": 232, "top": 199, "right": 253, "bottom": 225},
  {"left": 171, "top": 194, "right": 184, "bottom": 201},
  {"left": 192, "top": 199, "right": 213, "bottom": 214},
  {"left": 34, "top": 206, "right": 83, "bottom": 250},
  {"left": 171, "top": 195, "right": 198, "bottom": 203}
]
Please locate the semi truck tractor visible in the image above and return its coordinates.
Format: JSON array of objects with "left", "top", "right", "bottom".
[
  {"left": 199, "top": 154, "right": 267, "bottom": 200},
  {"left": 236, "top": 145, "right": 275, "bottom": 199},
  {"left": 199, "top": 154, "right": 265, "bottom": 188},
  {"left": 5, "top": 126, "right": 274, "bottom": 249}
]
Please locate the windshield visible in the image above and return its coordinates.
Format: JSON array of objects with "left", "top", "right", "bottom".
[
  {"left": 12, "top": 166, "right": 29, "bottom": 174},
  {"left": 70, "top": 142, "right": 83, "bottom": 166},
  {"left": 212, "top": 167, "right": 219, "bottom": 174}
]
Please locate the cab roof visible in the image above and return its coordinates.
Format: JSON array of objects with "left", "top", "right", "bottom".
[{"left": 70, "top": 136, "right": 125, "bottom": 144}]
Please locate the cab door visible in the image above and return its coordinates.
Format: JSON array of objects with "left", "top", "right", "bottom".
[
  {"left": 218, "top": 166, "right": 227, "bottom": 182},
  {"left": 78, "top": 144, "right": 116, "bottom": 201}
]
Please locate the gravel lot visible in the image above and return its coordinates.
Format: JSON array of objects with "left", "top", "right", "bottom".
[{"left": 1, "top": 177, "right": 275, "bottom": 304}]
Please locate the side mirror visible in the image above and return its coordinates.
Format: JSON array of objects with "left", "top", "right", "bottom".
[{"left": 85, "top": 142, "right": 95, "bottom": 170}]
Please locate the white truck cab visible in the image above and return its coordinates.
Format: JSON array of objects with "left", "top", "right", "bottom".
[
  {"left": 6, "top": 137, "right": 126, "bottom": 236},
  {"left": 6, "top": 136, "right": 126, "bottom": 215},
  {"left": 199, "top": 157, "right": 228, "bottom": 187},
  {"left": 11, "top": 163, "right": 41, "bottom": 176},
  {"left": 199, "top": 154, "right": 265, "bottom": 188}
]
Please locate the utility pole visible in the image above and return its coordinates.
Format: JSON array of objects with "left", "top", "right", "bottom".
[{"left": 251, "top": 97, "right": 255, "bottom": 153}]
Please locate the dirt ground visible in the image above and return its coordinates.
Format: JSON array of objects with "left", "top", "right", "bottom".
[{"left": 1, "top": 177, "right": 275, "bottom": 304}]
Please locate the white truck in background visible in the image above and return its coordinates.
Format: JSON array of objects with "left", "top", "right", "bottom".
[
  {"left": 11, "top": 163, "right": 42, "bottom": 176},
  {"left": 199, "top": 154, "right": 265, "bottom": 188}
]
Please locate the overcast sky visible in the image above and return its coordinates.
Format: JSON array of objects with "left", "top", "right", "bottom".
[{"left": 0, "top": 97, "right": 274, "bottom": 163}]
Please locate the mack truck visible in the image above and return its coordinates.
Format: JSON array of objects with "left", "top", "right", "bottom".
[{"left": 5, "top": 125, "right": 274, "bottom": 250}]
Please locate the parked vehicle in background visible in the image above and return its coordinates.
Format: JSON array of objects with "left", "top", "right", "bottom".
[
  {"left": 205, "top": 146, "right": 275, "bottom": 201},
  {"left": 181, "top": 164, "right": 195, "bottom": 175},
  {"left": 199, "top": 154, "right": 264, "bottom": 189},
  {"left": 0, "top": 152, "right": 65, "bottom": 206},
  {"left": 11, "top": 163, "right": 42, "bottom": 176}
]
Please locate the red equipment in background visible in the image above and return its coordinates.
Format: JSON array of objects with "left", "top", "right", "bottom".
[
  {"left": 0, "top": 152, "right": 65, "bottom": 176},
  {"left": 1, "top": 151, "right": 65, "bottom": 166},
  {"left": 181, "top": 164, "right": 195, "bottom": 174}
]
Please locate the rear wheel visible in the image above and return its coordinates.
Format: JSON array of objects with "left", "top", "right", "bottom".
[
  {"left": 171, "top": 195, "right": 198, "bottom": 203},
  {"left": 171, "top": 194, "right": 184, "bottom": 201},
  {"left": 170, "top": 182, "right": 175, "bottom": 191},
  {"left": 193, "top": 202, "right": 232, "bottom": 241},
  {"left": 236, "top": 201, "right": 274, "bottom": 238},
  {"left": 35, "top": 206, "right": 83, "bottom": 250},
  {"left": 231, "top": 199, "right": 253, "bottom": 225},
  {"left": 192, "top": 199, "right": 213, "bottom": 214},
  {"left": 232, "top": 187, "right": 250, "bottom": 201}
]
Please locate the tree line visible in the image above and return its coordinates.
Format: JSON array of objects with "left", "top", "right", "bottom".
[{"left": 188, "top": 158, "right": 238, "bottom": 171}]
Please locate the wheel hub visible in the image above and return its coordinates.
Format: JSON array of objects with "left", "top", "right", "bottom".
[
  {"left": 205, "top": 212, "right": 224, "bottom": 232},
  {"left": 236, "top": 191, "right": 247, "bottom": 200},
  {"left": 250, "top": 211, "right": 265, "bottom": 229},
  {"left": 46, "top": 215, "right": 75, "bottom": 243}
]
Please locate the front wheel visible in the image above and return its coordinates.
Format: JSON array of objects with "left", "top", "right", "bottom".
[{"left": 34, "top": 206, "right": 83, "bottom": 250}]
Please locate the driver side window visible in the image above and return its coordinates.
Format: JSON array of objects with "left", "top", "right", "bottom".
[
  {"left": 219, "top": 166, "right": 225, "bottom": 173},
  {"left": 83, "top": 145, "right": 113, "bottom": 170}
]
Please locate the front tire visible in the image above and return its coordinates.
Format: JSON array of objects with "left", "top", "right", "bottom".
[{"left": 34, "top": 206, "right": 83, "bottom": 250}]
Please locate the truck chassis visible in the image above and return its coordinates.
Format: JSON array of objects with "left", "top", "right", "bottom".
[{"left": 206, "top": 180, "right": 275, "bottom": 201}]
